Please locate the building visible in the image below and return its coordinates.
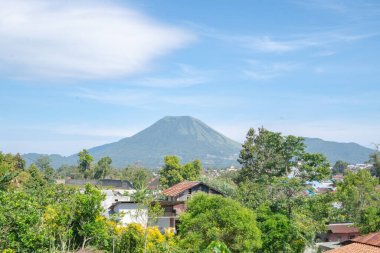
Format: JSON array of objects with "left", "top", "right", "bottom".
[
  {"left": 109, "top": 201, "right": 148, "bottom": 226},
  {"left": 107, "top": 180, "right": 224, "bottom": 230},
  {"left": 161, "top": 180, "right": 224, "bottom": 202},
  {"left": 325, "top": 232, "right": 380, "bottom": 252},
  {"left": 317, "top": 223, "right": 360, "bottom": 243},
  {"left": 155, "top": 180, "right": 224, "bottom": 231},
  {"left": 102, "top": 189, "right": 135, "bottom": 218}
]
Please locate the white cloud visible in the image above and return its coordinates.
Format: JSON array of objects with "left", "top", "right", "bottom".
[
  {"left": 75, "top": 88, "right": 242, "bottom": 108},
  {"left": 244, "top": 36, "right": 295, "bottom": 53},
  {"left": 77, "top": 88, "right": 154, "bottom": 108},
  {"left": 244, "top": 60, "right": 298, "bottom": 80},
  {"left": 137, "top": 64, "right": 208, "bottom": 88},
  {"left": 0, "top": 0, "right": 194, "bottom": 79},
  {"left": 239, "top": 32, "right": 374, "bottom": 53}
]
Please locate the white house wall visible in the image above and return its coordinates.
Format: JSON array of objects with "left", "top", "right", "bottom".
[{"left": 114, "top": 203, "right": 148, "bottom": 227}]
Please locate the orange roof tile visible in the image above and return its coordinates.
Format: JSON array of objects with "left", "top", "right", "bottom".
[
  {"left": 352, "top": 232, "right": 380, "bottom": 247},
  {"left": 162, "top": 181, "right": 201, "bottom": 197},
  {"left": 325, "top": 243, "right": 380, "bottom": 253},
  {"left": 328, "top": 223, "right": 359, "bottom": 234}
]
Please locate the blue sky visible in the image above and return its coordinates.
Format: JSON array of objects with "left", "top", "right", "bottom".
[{"left": 1, "top": 0, "right": 379, "bottom": 155}]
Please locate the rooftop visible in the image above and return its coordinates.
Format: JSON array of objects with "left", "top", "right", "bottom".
[
  {"left": 325, "top": 243, "right": 380, "bottom": 253},
  {"left": 162, "top": 181, "right": 201, "bottom": 197},
  {"left": 326, "top": 232, "right": 380, "bottom": 253},
  {"left": 328, "top": 223, "right": 360, "bottom": 234},
  {"left": 352, "top": 232, "right": 380, "bottom": 247}
]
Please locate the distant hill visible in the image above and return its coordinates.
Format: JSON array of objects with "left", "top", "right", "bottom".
[
  {"left": 304, "top": 137, "right": 373, "bottom": 165},
  {"left": 24, "top": 116, "right": 241, "bottom": 169},
  {"left": 23, "top": 153, "right": 76, "bottom": 169},
  {"left": 22, "top": 116, "right": 375, "bottom": 168}
]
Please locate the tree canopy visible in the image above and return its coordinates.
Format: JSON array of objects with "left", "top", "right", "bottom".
[
  {"left": 178, "top": 193, "right": 262, "bottom": 252},
  {"left": 78, "top": 149, "right": 93, "bottom": 179},
  {"left": 159, "top": 155, "right": 202, "bottom": 188},
  {"left": 332, "top": 160, "right": 348, "bottom": 175},
  {"left": 238, "top": 127, "right": 330, "bottom": 183}
]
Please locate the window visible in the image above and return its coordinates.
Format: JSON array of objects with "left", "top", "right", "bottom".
[{"left": 187, "top": 188, "right": 192, "bottom": 199}]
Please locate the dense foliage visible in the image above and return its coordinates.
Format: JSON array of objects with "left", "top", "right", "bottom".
[
  {"left": 159, "top": 155, "right": 202, "bottom": 188},
  {"left": 234, "top": 128, "right": 334, "bottom": 252},
  {"left": 0, "top": 152, "right": 178, "bottom": 253},
  {"left": 1, "top": 127, "right": 379, "bottom": 252},
  {"left": 178, "top": 193, "right": 262, "bottom": 252},
  {"left": 332, "top": 160, "right": 348, "bottom": 175}
]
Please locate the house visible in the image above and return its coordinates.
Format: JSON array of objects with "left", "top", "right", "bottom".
[
  {"left": 155, "top": 181, "right": 224, "bottom": 231},
  {"left": 109, "top": 201, "right": 148, "bottom": 227},
  {"left": 317, "top": 223, "right": 360, "bottom": 243},
  {"left": 107, "top": 181, "right": 224, "bottom": 230},
  {"left": 325, "top": 232, "right": 380, "bottom": 252},
  {"left": 161, "top": 180, "right": 224, "bottom": 202},
  {"left": 305, "top": 180, "right": 335, "bottom": 195},
  {"left": 102, "top": 189, "right": 135, "bottom": 218}
]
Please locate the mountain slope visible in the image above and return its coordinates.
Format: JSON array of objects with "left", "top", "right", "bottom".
[
  {"left": 86, "top": 116, "right": 241, "bottom": 168},
  {"left": 304, "top": 137, "right": 373, "bottom": 164},
  {"left": 22, "top": 116, "right": 375, "bottom": 168}
]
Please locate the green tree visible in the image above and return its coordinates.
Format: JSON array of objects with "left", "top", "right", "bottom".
[
  {"left": 357, "top": 204, "right": 380, "bottom": 234},
  {"left": 238, "top": 128, "right": 305, "bottom": 183},
  {"left": 78, "top": 149, "right": 93, "bottom": 179},
  {"left": 159, "top": 155, "right": 202, "bottom": 188},
  {"left": 94, "top": 156, "right": 112, "bottom": 179},
  {"left": 57, "top": 164, "right": 82, "bottom": 179},
  {"left": 35, "top": 155, "right": 55, "bottom": 182},
  {"left": 0, "top": 190, "right": 49, "bottom": 252},
  {"left": 337, "top": 170, "right": 379, "bottom": 222},
  {"left": 72, "top": 184, "right": 108, "bottom": 249},
  {"left": 258, "top": 213, "right": 301, "bottom": 253},
  {"left": 369, "top": 145, "right": 380, "bottom": 179},
  {"left": 238, "top": 127, "right": 330, "bottom": 183},
  {"left": 122, "top": 165, "right": 153, "bottom": 189},
  {"left": 182, "top": 159, "right": 202, "bottom": 181},
  {"left": 297, "top": 153, "right": 331, "bottom": 181},
  {"left": 178, "top": 193, "right": 262, "bottom": 252},
  {"left": 0, "top": 152, "right": 27, "bottom": 190},
  {"left": 205, "top": 240, "right": 231, "bottom": 253},
  {"left": 332, "top": 160, "right": 348, "bottom": 175}
]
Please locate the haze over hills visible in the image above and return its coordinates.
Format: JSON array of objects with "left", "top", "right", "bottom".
[
  {"left": 22, "top": 116, "right": 374, "bottom": 169},
  {"left": 24, "top": 116, "right": 241, "bottom": 168},
  {"left": 303, "top": 137, "right": 373, "bottom": 165}
]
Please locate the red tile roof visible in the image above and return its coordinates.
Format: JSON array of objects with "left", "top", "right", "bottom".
[
  {"left": 352, "top": 232, "right": 380, "bottom": 247},
  {"left": 162, "top": 181, "right": 201, "bottom": 197},
  {"left": 328, "top": 223, "right": 360, "bottom": 234},
  {"left": 325, "top": 243, "right": 380, "bottom": 253}
]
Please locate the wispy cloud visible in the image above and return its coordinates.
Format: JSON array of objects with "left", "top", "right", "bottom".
[
  {"left": 77, "top": 88, "right": 154, "bottom": 108},
  {"left": 239, "top": 32, "right": 374, "bottom": 53},
  {"left": 293, "top": 0, "right": 347, "bottom": 13},
  {"left": 75, "top": 88, "right": 242, "bottom": 108},
  {"left": 0, "top": 0, "right": 194, "bottom": 79},
  {"left": 136, "top": 64, "right": 208, "bottom": 88},
  {"left": 244, "top": 60, "right": 298, "bottom": 80}
]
